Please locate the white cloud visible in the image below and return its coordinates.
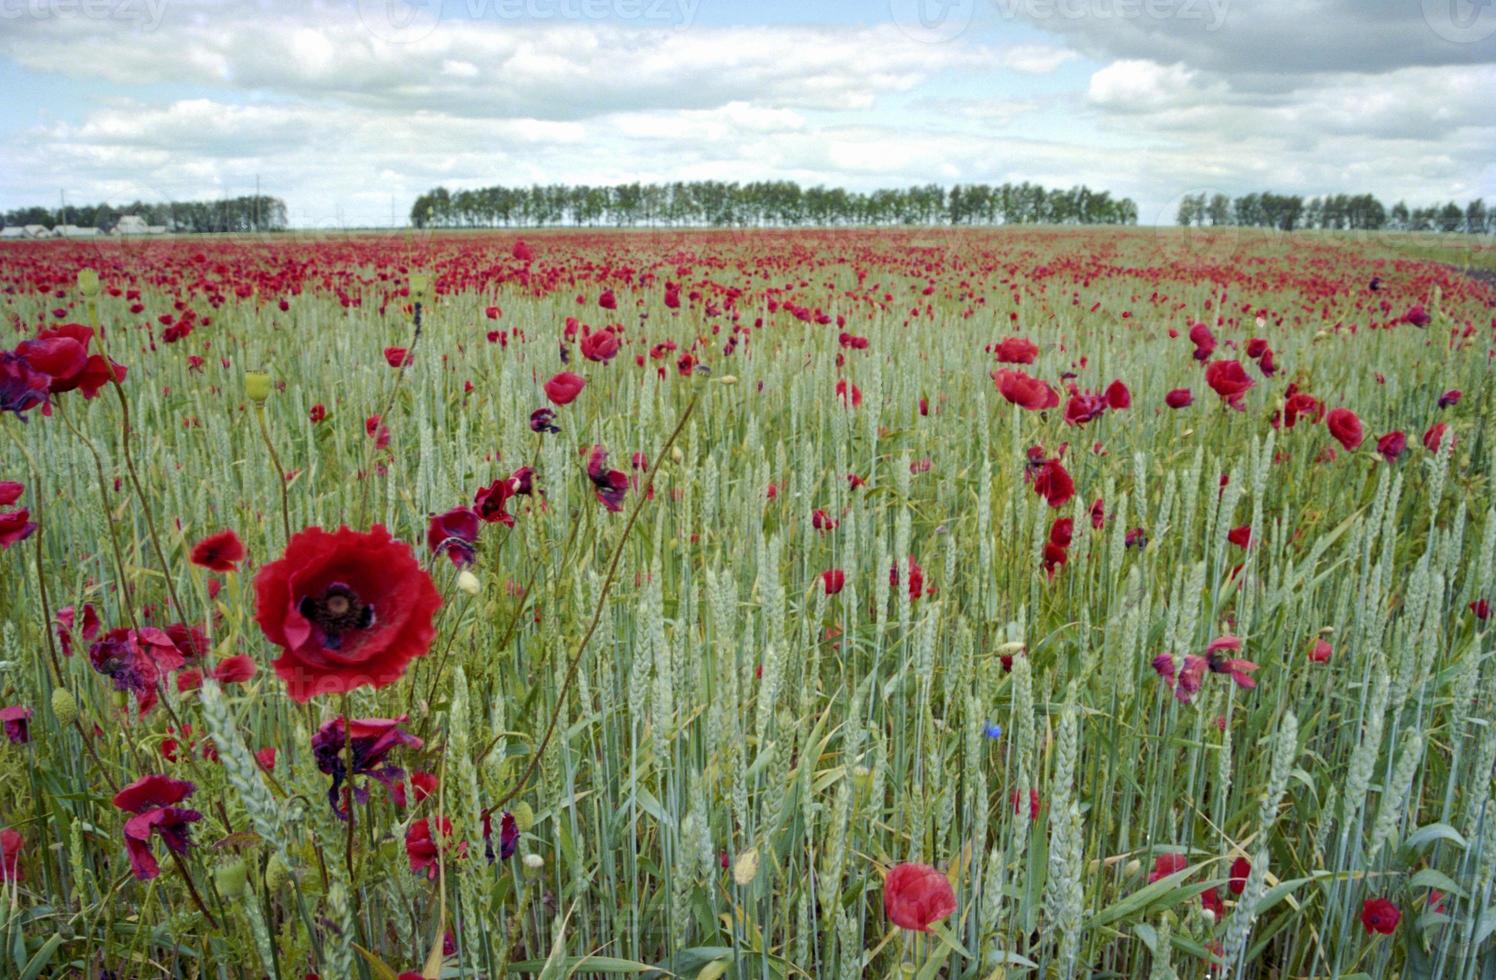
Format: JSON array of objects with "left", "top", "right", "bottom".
[{"left": 1001, "top": 44, "right": 1079, "bottom": 73}]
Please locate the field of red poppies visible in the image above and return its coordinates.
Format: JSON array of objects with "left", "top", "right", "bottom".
[{"left": 1, "top": 226, "right": 1493, "bottom": 977}]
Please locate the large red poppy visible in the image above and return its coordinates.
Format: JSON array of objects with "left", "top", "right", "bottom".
[
  {"left": 1326, "top": 408, "right": 1364, "bottom": 451},
  {"left": 993, "top": 368, "right": 1059, "bottom": 410},
  {"left": 254, "top": 525, "right": 441, "bottom": 702}
]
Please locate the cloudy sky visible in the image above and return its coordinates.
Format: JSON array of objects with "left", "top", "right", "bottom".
[{"left": 1, "top": 0, "right": 1492, "bottom": 226}]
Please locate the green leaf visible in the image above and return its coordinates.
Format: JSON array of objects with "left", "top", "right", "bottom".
[
  {"left": 1403, "top": 823, "right": 1467, "bottom": 852},
  {"left": 19, "top": 935, "right": 63, "bottom": 980},
  {"left": 1408, "top": 868, "right": 1467, "bottom": 900}
]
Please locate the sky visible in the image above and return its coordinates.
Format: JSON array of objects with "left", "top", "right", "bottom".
[{"left": 0, "top": 0, "right": 1492, "bottom": 227}]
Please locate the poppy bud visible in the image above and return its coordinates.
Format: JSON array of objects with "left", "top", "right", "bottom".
[
  {"left": 244, "top": 372, "right": 272, "bottom": 404},
  {"left": 1123, "top": 858, "right": 1141, "bottom": 878},
  {"left": 716, "top": 374, "right": 738, "bottom": 385},
  {"left": 671, "top": 446, "right": 684, "bottom": 464},
  {"left": 733, "top": 848, "right": 759, "bottom": 886},
  {"left": 511, "top": 801, "right": 535, "bottom": 832},
  {"left": 264, "top": 853, "right": 290, "bottom": 893},
  {"left": 522, "top": 853, "right": 545, "bottom": 875},
  {"left": 214, "top": 858, "right": 248, "bottom": 898},
  {"left": 51, "top": 687, "right": 78, "bottom": 727},
  {"left": 77, "top": 268, "right": 100, "bottom": 297},
  {"left": 457, "top": 570, "right": 481, "bottom": 596}
]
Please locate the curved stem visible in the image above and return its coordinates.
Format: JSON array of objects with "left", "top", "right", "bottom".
[
  {"left": 356, "top": 303, "right": 424, "bottom": 529},
  {"left": 1, "top": 420, "right": 64, "bottom": 685},
  {"left": 254, "top": 404, "right": 294, "bottom": 545},
  {"left": 55, "top": 402, "right": 139, "bottom": 630}
]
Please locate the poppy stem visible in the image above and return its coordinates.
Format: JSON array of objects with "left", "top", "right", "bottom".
[
  {"left": 54, "top": 402, "right": 139, "bottom": 631},
  {"left": 341, "top": 694, "right": 357, "bottom": 886},
  {"left": 355, "top": 301, "right": 423, "bottom": 530},
  {"left": 0, "top": 420, "right": 64, "bottom": 686},
  {"left": 253, "top": 402, "right": 294, "bottom": 545},
  {"left": 168, "top": 848, "right": 220, "bottom": 931},
  {"left": 487, "top": 386, "right": 701, "bottom": 814}
]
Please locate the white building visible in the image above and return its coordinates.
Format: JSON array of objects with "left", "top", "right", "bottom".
[
  {"left": 114, "top": 215, "right": 167, "bottom": 235},
  {"left": 57, "top": 225, "right": 101, "bottom": 238},
  {"left": 22, "top": 225, "right": 55, "bottom": 239},
  {"left": 0, "top": 227, "right": 26, "bottom": 239}
]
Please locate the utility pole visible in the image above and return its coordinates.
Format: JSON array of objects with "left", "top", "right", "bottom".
[{"left": 255, "top": 174, "right": 260, "bottom": 231}]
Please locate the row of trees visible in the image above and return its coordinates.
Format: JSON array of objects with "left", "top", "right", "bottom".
[
  {"left": 1, "top": 196, "right": 289, "bottom": 233},
  {"left": 1176, "top": 192, "right": 1492, "bottom": 234},
  {"left": 410, "top": 180, "right": 1140, "bottom": 229}
]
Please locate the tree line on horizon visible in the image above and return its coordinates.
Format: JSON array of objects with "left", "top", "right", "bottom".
[
  {"left": 1176, "top": 192, "right": 1492, "bottom": 234},
  {"left": 1, "top": 195, "right": 289, "bottom": 234},
  {"left": 409, "top": 180, "right": 1141, "bottom": 228}
]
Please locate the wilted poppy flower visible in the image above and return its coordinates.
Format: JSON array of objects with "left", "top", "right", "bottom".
[
  {"left": 1360, "top": 897, "right": 1401, "bottom": 935},
  {"left": 89, "top": 627, "right": 186, "bottom": 712},
  {"left": 254, "top": 525, "right": 441, "bottom": 702},
  {"left": 190, "top": 529, "right": 246, "bottom": 572},
  {"left": 406, "top": 816, "right": 467, "bottom": 879},
  {"left": 1064, "top": 391, "right": 1107, "bottom": 427},
  {"left": 1326, "top": 408, "right": 1364, "bottom": 451},
  {"left": 587, "top": 445, "right": 629, "bottom": 512},
  {"left": 0, "top": 828, "right": 20, "bottom": 882},
  {"left": 580, "top": 329, "right": 620, "bottom": 363},
  {"left": 212, "top": 655, "right": 257, "bottom": 684},
  {"left": 1204, "top": 360, "right": 1254, "bottom": 409},
  {"left": 1376, "top": 431, "right": 1407, "bottom": 464},
  {"left": 0, "top": 509, "right": 36, "bottom": 548},
  {"left": 1125, "top": 527, "right": 1148, "bottom": 548},
  {"left": 884, "top": 863, "right": 956, "bottom": 932},
  {"left": 993, "top": 337, "right": 1038, "bottom": 364},
  {"left": 0, "top": 706, "right": 31, "bottom": 744},
  {"left": 311, "top": 715, "right": 423, "bottom": 816},
  {"left": 1228, "top": 856, "right": 1251, "bottom": 895},
  {"left": 822, "top": 569, "right": 845, "bottom": 595},
  {"left": 55, "top": 603, "right": 100, "bottom": 657},
  {"left": 1165, "top": 388, "right": 1193, "bottom": 409},
  {"left": 1205, "top": 635, "right": 1258, "bottom": 689},
  {"left": 544, "top": 372, "right": 586, "bottom": 406},
  {"left": 427, "top": 507, "right": 481, "bottom": 566},
  {"left": 530, "top": 407, "right": 560, "bottom": 433},
  {"left": 993, "top": 369, "right": 1059, "bottom": 410}
]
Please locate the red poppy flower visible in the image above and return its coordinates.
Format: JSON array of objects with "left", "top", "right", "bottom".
[
  {"left": 822, "top": 569, "right": 845, "bottom": 595},
  {"left": 1204, "top": 360, "right": 1254, "bottom": 409},
  {"left": 1201, "top": 886, "right": 1225, "bottom": 917},
  {"left": 1470, "top": 598, "right": 1490, "bottom": 621},
  {"left": 1104, "top": 379, "right": 1131, "bottom": 410},
  {"left": 309, "top": 403, "right": 327, "bottom": 423},
  {"left": 1423, "top": 421, "right": 1450, "bottom": 453},
  {"left": 1188, "top": 323, "right": 1216, "bottom": 361},
  {"left": 1438, "top": 389, "right": 1462, "bottom": 409},
  {"left": 390, "top": 770, "right": 438, "bottom": 808},
  {"left": 0, "top": 828, "right": 21, "bottom": 882},
  {"left": 993, "top": 368, "right": 1059, "bottom": 410},
  {"left": 191, "top": 529, "right": 246, "bottom": 572},
  {"left": 598, "top": 289, "right": 617, "bottom": 310},
  {"left": 581, "top": 329, "right": 620, "bottom": 363},
  {"left": 383, "top": 347, "right": 412, "bottom": 368},
  {"left": 1031, "top": 457, "right": 1074, "bottom": 509},
  {"left": 426, "top": 507, "right": 481, "bottom": 566},
  {"left": 1227, "top": 525, "right": 1251, "bottom": 548},
  {"left": 1064, "top": 391, "right": 1107, "bottom": 426},
  {"left": 544, "top": 371, "right": 586, "bottom": 406},
  {"left": 890, "top": 556, "right": 926, "bottom": 599},
  {"left": 253, "top": 525, "right": 442, "bottom": 703},
  {"left": 1326, "top": 408, "right": 1364, "bottom": 451},
  {"left": 1360, "top": 897, "right": 1400, "bottom": 935},
  {"left": 0, "top": 482, "right": 20, "bottom": 507},
  {"left": 0, "top": 509, "right": 36, "bottom": 549},
  {"left": 406, "top": 816, "right": 468, "bottom": 879},
  {"left": 884, "top": 863, "right": 957, "bottom": 932},
  {"left": 1403, "top": 305, "right": 1430, "bottom": 328},
  {"left": 212, "top": 655, "right": 257, "bottom": 684},
  {"left": 993, "top": 337, "right": 1038, "bottom": 364},
  {"left": 1308, "top": 639, "right": 1332, "bottom": 663},
  {"left": 1147, "top": 852, "right": 1187, "bottom": 883},
  {"left": 1228, "top": 856, "right": 1251, "bottom": 895},
  {"left": 473, "top": 479, "right": 516, "bottom": 527},
  {"left": 1376, "top": 431, "right": 1407, "bottom": 463},
  {"left": 835, "top": 378, "right": 862, "bottom": 408},
  {"left": 1165, "top": 388, "right": 1193, "bottom": 409}
]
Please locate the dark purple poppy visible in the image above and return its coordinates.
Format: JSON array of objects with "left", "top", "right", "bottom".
[
  {"left": 0, "top": 706, "right": 31, "bottom": 744},
  {"left": 587, "top": 445, "right": 629, "bottom": 512},
  {"left": 310, "top": 715, "right": 423, "bottom": 817},
  {"left": 483, "top": 809, "right": 520, "bottom": 862},
  {"left": 530, "top": 408, "right": 560, "bottom": 434},
  {"left": 112, "top": 774, "right": 201, "bottom": 881},
  {"left": 0, "top": 351, "right": 51, "bottom": 420}
]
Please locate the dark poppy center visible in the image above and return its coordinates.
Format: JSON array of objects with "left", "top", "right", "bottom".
[{"left": 298, "top": 583, "right": 376, "bottom": 651}]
